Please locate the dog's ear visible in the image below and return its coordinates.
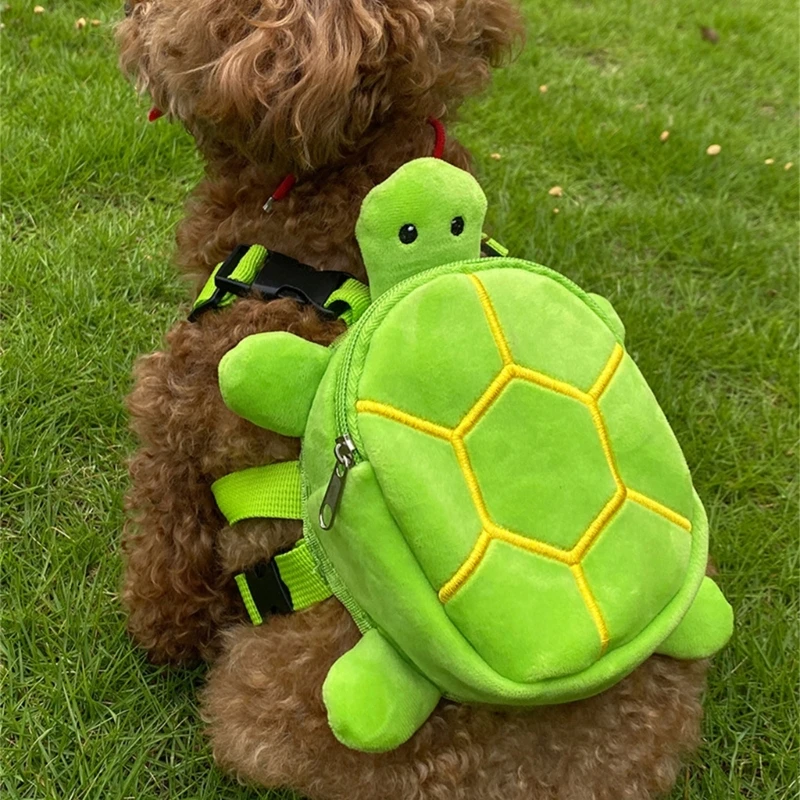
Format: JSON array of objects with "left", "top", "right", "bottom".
[
  {"left": 429, "top": 0, "right": 525, "bottom": 110},
  {"left": 467, "top": 0, "right": 526, "bottom": 68}
]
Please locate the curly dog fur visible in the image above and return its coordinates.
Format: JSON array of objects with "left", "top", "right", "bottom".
[{"left": 117, "top": 0, "right": 710, "bottom": 797}]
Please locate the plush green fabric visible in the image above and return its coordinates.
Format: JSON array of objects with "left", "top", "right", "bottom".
[
  {"left": 303, "top": 457, "right": 619, "bottom": 704},
  {"left": 477, "top": 269, "right": 621, "bottom": 391},
  {"left": 216, "top": 158, "right": 732, "bottom": 753},
  {"left": 464, "top": 379, "right": 617, "bottom": 549},
  {"left": 588, "top": 292, "right": 626, "bottom": 341},
  {"left": 445, "top": 538, "right": 603, "bottom": 682},
  {"left": 356, "top": 158, "right": 487, "bottom": 300},
  {"left": 322, "top": 629, "right": 441, "bottom": 752},
  {"left": 358, "top": 413, "right": 482, "bottom": 589},
  {"left": 599, "top": 354, "right": 695, "bottom": 519},
  {"left": 359, "top": 274, "right": 503, "bottom": 427},
  {"left": 303, "top": 367, "right": 717, "bottom": 707},
  {"left": 657, "top": 576, "right": 735, "bottom": 659},
  {"left": 219, "top": 332, "right": 331, "bottom": 437},
  {"left": 582, "top": 500, "right": 692, "bottom": 647}
]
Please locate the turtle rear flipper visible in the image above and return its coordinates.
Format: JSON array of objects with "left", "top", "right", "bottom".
[
  {"left": 322, "top": 629, "right": 441, "bottom": 752},
  {"left": 656, "top": 577, "right": 733, "bottom": 660}
]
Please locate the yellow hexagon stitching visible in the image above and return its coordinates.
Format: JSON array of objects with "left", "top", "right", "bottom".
[{"left": 355, "top": 274, "right": 692, "bottom": 652}]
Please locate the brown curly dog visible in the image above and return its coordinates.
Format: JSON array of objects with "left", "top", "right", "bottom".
[{"left": 117, "top": 1, "right": 709, "bottom": 797}]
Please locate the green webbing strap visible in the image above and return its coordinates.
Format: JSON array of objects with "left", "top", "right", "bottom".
[
  {"left": 274, "top": 540, "right": 332, "bottom": 609},
  {"left": 193, "top": 236, "right": 504, "bottom": 321},
  {"left": 211, "top": 461, "right": 303, "bottom": 524},
  {"left": 192, "top": 244, "right": 269, "bottom": 317},
  {"left": 481, "top": 235, "right": 510, "bottom": 258},
  {"left": 325, "top": 278, "right": 372, "bottom": 326},
  {"left": 212, "top": 462, "right": 333, "bottom": 624},
  {"left": 235, "top": 573, "right": 265, "bottom": 625},
  {"left": 234, "top": 540, "right": 333, "bottom": 625},
  {"left": 192, "top": 267, "right": 224, "bottom": 313}
]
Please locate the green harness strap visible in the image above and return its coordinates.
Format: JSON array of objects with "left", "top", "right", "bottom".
[
  {"left": 325, "top": 278, "right": 371, "bottom": 325},
  {"left": 235, "top": 540, "right": 332, "bottom": 625},
  {"left": 194, "top": 246, "right": 369, "bottom": 625},
  {"left": 212, "top": 462, "right": 333, "bottom": 624},
  {"left": 274, "top": 540, "right": 330, "bottom": 609},
  {"left": 481, "top": 235, "right": 510, "bottom": 258},
  {"left": 212, "top": 461, "right": 303, "bottom": 524}
]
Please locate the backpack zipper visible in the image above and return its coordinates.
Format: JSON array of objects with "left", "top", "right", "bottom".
[{"left": 318, "top": 434, "right": 357, "bottom": 530}]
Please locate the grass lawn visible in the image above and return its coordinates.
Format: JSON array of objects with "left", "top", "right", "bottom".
[{"left": 1, "top": 0, "right": 797, "bottom": 797}]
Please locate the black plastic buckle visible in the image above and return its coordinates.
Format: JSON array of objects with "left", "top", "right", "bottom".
[
  {"left": 244, "top": 559, "right": 294, "bottom": 617},
  {"left": 189, "top": 245, "right": 356, "bottom": 322},
  {"left": 211, "top": 243, "right": 261, "bottom": 297},
  {"left": 218, "top": 249, "right": 352, "bottom": 317}
]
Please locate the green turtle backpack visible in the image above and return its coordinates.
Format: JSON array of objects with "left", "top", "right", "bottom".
[{"left": 215, "top": 158, "right": 733, "bottom": 753}]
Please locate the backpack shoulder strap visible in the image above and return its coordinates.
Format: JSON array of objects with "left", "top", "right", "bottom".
[{"left": 212, "top": 461, "right": 303, "bottom": 524}]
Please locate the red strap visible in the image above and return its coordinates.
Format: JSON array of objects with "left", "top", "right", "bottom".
[
  {"left": 263, "top": 174, "right": 297, "bottom": 212},
  {"left": 271, "top": 173, "right": 296, "bottom": 202},
  {"left": 428, "top": 117, "right": 446, "bottom": 159}
]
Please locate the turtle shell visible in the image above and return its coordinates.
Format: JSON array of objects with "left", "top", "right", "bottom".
[{"left": 352, "top": 263, "right": 697, "bottom": 685}]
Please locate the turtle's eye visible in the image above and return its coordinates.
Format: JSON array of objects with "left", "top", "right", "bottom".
[
  {"left": 398, "top": 224, "right": 418, "bottom": 244},
  {"left": 450, "top": 216, "right": 465, "bottom": 236}
]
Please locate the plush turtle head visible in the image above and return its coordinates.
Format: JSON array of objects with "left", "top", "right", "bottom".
[{"left": 356, "top": 158, "right": 488, "bottom": 300}]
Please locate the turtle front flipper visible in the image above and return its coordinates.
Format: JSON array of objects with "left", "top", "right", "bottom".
[
  {"left": 656, "top": 576, "right": 734, "bottom": 660},
  {"left": 218, "top": 332, "right": 331, "bottom": 436},
  {"left": 322, "top": 629, "right": 441, "bottom": 752}
]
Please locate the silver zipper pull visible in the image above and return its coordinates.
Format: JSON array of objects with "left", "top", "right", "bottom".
[{"left": 319, "top": 435, "right": 357, "bottom": 530}]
